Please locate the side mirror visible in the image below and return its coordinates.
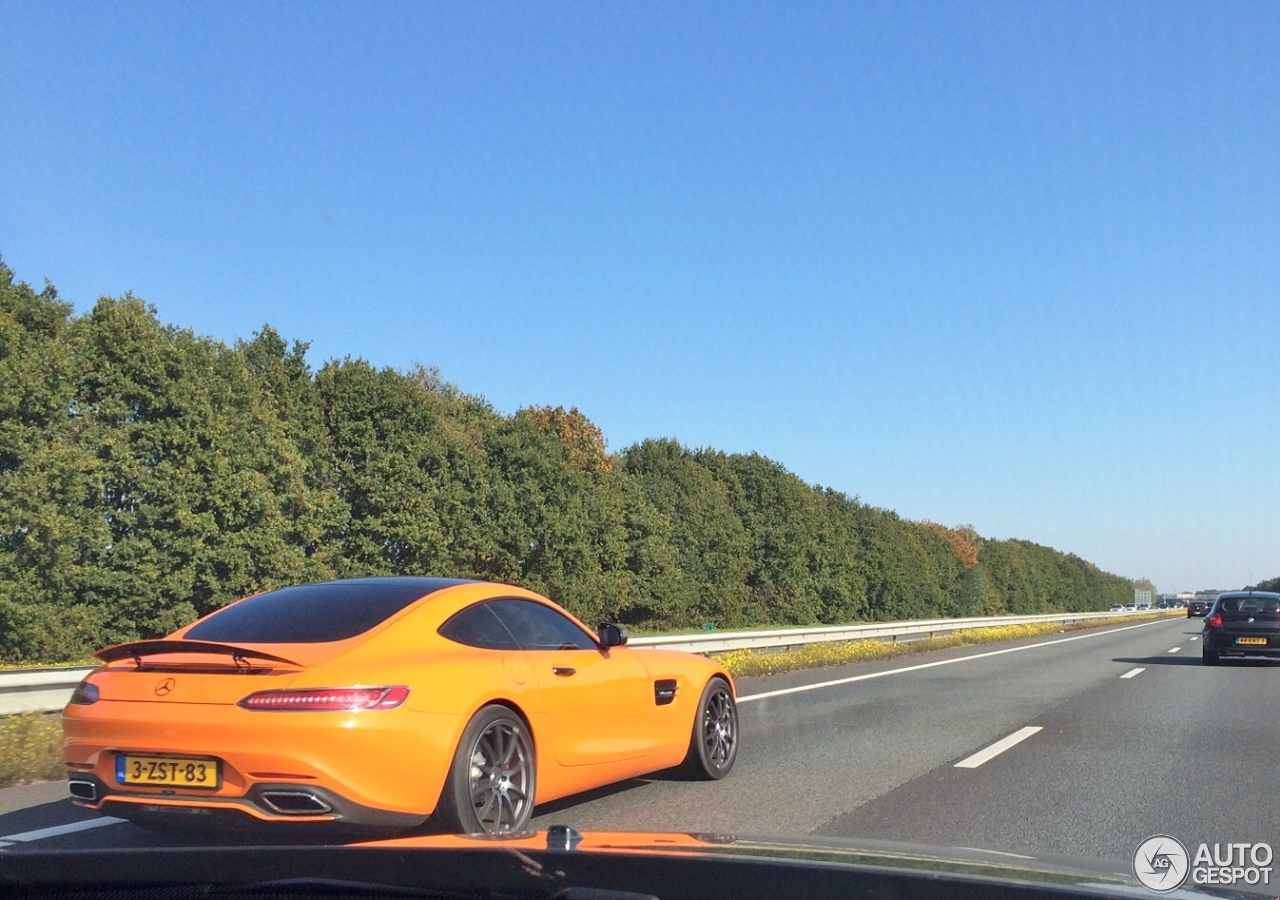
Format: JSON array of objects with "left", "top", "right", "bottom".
[{"left": 598, "top": 623, "right": 628, "bottom": 648}]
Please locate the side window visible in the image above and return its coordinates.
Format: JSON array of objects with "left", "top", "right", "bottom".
[
  {"left": 489, "top": 599, "right": 598, "bottom": 651},
  {"left": 438, "top": 602, "right": 520, "bottom": 650}
]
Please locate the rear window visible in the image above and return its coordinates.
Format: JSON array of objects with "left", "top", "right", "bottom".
[
  {"left": 1215, "top": 596, "right": 1280, "bottom": 615},
  {"left": 185, "top": 578, "right": 469, "bottom": 643}
]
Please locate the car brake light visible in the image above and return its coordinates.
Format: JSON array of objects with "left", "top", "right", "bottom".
[
  {"left": 68, "top": 681, "right": 99, "bottom": 705},
  {"left": 237, "top": 686, "right": 409, "bottom": 711},
  {"left": 1206, "top": 612, "right": 1222, "bottom": 627}
]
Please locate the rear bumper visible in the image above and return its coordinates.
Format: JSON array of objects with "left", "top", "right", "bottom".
[
  {"left": 62, "top": 699, "right": 465, "bottom": 825},
  {"left": 1202, "top": 633, "right": 1280, "bottom": 657},
  {"left": 66, "top": 772, "right": 427, "bottom": 829}
]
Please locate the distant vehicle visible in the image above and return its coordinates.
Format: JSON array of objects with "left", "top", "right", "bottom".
[
  {"left": 1187, "top": 599, "right": 1212, "bottom": 617},
  {"left": 1123, "top": 604, "right": 1136, "bottom": 611},
  {"left": 1201, "top": 591, "right": 1280, "bottom": 665},
  {"left": 1109, "top": 604, "right": 1123, "bottom": 612},
  {"left": 1137, "top": 604, "right": 1150, "bottom": 610}
]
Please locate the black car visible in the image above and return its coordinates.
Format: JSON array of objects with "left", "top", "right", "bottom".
[
  {"left": 1201, "top": 591, "right": 1280, "bottom": 665},
  {"left": 1187, "top": 599, "right": 1212, "bottom": 617}
]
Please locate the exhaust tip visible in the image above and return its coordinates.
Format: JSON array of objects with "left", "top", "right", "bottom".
[
  {"left": 68, "top": 780, "right": 98, "bottom": 802},
  {"left": 259, "top": 791, "right": 333, "bottom": 815}
]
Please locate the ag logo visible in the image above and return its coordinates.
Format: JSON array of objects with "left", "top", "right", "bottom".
[
  {"left": 1134, "top": 835, "right": 1189, "bottom": 892},
  {"left": 154, "top": 677, "right": 176, "bottom": 696}
]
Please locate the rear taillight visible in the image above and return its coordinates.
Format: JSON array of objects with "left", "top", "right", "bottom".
[
  {"left": 68, "top": 681, "right": 99, "bottom": 705},
  {"left": 1206, "top": 612, "right": 1223, "bottom": 627},
  {"left": 237, "top": 686, "right": 409, "bottom": 711}
]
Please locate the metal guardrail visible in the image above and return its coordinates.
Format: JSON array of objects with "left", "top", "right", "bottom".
[
  {"left": 1, "top": 609, "right": 1174, "bottom": 715},
  {"left": 627, "top": 609, "right": 1160, "bottom": 653},
  {"left": 0, "top": 666, "right": 96, "bottom": 715}
]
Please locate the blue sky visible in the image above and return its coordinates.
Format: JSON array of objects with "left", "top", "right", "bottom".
[{"left": 3, "top": 1, "right": 1277, "bottom": 593}]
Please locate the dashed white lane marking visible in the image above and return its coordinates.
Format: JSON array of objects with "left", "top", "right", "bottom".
[
  {"left": 0, "top": 816, "right": 124, "bottom": 846},
  {"left": 954, "top": 726, "right": 1043, "bottom": 769},
  {"left": 737, "top": 619, "right": 1171, "bottom": 703},
  {"left": 1120, "top": 667, "right": 1145, "bottom": 679},
  {"left": 1190, "top": 636, "right": 1200, "bottom": 642},
  {"left": 1168, "top": 647, "right": 1181, "bottom": 653}
]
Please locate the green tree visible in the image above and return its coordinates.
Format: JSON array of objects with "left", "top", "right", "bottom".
[
  {"left": 0, "top": 263, "right": 102, "bottom": 660},
  {"left": 69, "top": 296, "right": 342, "bottom": 633},
  {"left": 316, "top": 358, "right": 498, "bottom": 577},
  {"left": 620, "top": 439, "right": 753, "bottom": 627},
  {"left": 0, "top": 260, "right": 1150, "bottom": 660}
]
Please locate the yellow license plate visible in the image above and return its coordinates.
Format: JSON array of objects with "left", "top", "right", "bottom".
[
  {"left": 117, "top": 755, "right": 220, "bottom": 788},
  {"left": 1237, "top": 637, "right": 1268, "bottom": 646}
]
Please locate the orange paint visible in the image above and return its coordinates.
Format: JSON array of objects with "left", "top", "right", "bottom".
[{"left": 62, "top": 579, "right": 735, "bottom": 831}]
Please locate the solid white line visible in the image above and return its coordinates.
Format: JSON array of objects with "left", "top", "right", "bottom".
[
  {"left": 954, "top": 726, "right": 1042, "bottom": 768},
  {"left": 956, "top": 847, "right": 1037, "bottom": 860},
  {"left": 1120, "top": 667, "right": 1145, "bottom": 679},
  {"left": 0, "top": 817, "right": 125, "bottom": 843},
  {"left": 1168, "top": 647, "right": 1181, "bottom": 653},
  {"left": 737, "top": 619, "right": 1170, "bottom": 703}
]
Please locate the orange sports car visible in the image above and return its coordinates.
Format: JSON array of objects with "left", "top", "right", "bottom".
[{"left": 61, "top": 577, "right": 738, "bottom": 834}]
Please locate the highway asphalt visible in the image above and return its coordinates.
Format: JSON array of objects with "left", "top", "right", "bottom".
[{"left": 1, "top": 617, "right": 1265, "bottom": 872}]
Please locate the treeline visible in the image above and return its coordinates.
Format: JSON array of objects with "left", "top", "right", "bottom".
[{"left": 0, "top": 263, "right": 1138, "bottom": 662}]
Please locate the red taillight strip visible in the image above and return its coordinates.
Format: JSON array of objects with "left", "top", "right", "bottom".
[{"left": 238, "top": 686, "right": 409, "bottom": 711}]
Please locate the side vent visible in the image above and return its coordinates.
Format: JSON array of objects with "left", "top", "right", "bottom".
[{"left": 654, "top": 679, "right": 678, "bottom": 706}]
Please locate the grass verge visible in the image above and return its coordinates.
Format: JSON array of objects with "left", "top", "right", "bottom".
[
  {"left": 0, "top": 661, "right": 94, "bottom": 671},
  {"left": 712, "top": 613, "right": 1174, "bottom": 678},
  {"left": 0, "top": 712, "right": 64, "bottom": 788}
]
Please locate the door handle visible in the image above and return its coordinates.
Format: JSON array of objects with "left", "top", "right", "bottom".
[{"left": 552, "top": 667, "right": 577, "bottom": 676}]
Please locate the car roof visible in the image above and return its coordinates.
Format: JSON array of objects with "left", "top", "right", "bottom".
[
  {"left": 322, "top": 576, "right": 481, "bottom": 591},
  {"left": 1214, "top": 590, "right": 1280, "bottom": 600},
  {"left": 180, "top": 577, "right": 488, "bottom": 646}
]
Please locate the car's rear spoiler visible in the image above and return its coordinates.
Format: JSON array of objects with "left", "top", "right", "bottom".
[{"left": 95, "top": 640, "right": 303, "bottom": 669}]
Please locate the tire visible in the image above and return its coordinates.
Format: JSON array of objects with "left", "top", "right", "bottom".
[
  {"left": 1202, "top": 648, "right": 1220, "bottom": 666},
  {"left": 435, "top": 705, "right": 536, "bottom": 835},
  {"left": 681, "top": 676, "right": 738, "bottom": 780}
]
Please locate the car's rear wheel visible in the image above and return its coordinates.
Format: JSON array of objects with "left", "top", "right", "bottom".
[
  {"left": 436, "top": 705, "right": 535, "bottom": 835},
  {"left": 1202, "top": 648, "right": 1220, "bottom": 666},
  {"left": 682, "top": 676, "right": 738, "bottom": 779}
]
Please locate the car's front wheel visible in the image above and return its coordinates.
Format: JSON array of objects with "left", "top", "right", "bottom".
[
  {"left": 436, "top": 705, "right": 536, "bottom": 835},
  {"left": 682, "top": 676, "right": 738, "bottom": 779}
]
